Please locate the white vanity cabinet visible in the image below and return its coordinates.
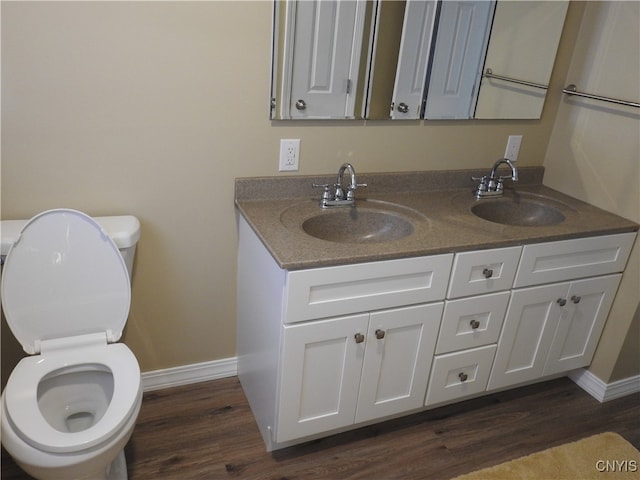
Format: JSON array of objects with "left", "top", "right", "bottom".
[
  {"left": 237, "top": 212, "right": 636, "bottom": 450},
  {"left": 488, "top": 233, "right": 636, "bottom": 390}
]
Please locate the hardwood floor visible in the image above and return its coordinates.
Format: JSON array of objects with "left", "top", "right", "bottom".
[{"left": 2, "top": 376, "right": 639, "bottom": 479}]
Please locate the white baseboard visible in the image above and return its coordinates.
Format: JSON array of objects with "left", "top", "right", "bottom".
[
  {"left": 141, "top": 357, "right": 238, "bottom": 392},
  {"left": 569, "top": 368, "right": 640, "bottom": 402},
  {"left": 139, "top": 359, "right": 640, "bottom": 402}
]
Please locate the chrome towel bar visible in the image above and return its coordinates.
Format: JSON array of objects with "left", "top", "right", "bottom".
[
  {"left": 482, "top": 68, "right": 548, "bottom": 90},
  {"left": 562, "top": 84, "right": 640, "bottom": 108}
]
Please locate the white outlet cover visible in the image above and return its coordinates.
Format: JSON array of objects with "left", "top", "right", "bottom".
[{"left": 279, "top": 139, "right": 300, "bottom": 171}]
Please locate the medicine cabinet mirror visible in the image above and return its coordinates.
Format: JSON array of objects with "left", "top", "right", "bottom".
[{"left": 270, "top": 0, "right": 568, "bottom": 120}]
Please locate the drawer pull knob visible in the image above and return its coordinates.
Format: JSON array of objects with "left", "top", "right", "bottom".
[
  {"left": 557, "top": 298, "right": 567, "bottom": 307},
  {"left": 470, "top": 320, "right": 480, "bottom": 329},
  {"left": 458, "top": 372, "right": 468, "bottom": 382},
  {"left": 354, "top": 333, "right": 365, "bottom": 344},
  {"left": 375, "top": 329, "right": 386, "bottom": 340},
  {"left": 571, "top": 295, "right": 581, "bottom": 304},
  {"left": 482, "top": 268, "right": 493, "bottom": 279}
]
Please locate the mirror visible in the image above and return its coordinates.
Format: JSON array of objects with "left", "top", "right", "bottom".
[
  {"left": 270, "top": 0, "right": 373, "bottom": 119},
  {"left": 270, "top": 0, "right": 569, "bottom": 121},
  {"left": 474, "top": 1, "right": 569, "bottom": 119}
]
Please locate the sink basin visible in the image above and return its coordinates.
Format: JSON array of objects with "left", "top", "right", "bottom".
[
  {"left": 471, "top": 196, "right": 567, "bottom": 226},
  {"left": 280, "top": 199, "right": 427, "bottom": 244},
  {"left": 302, "top": 209, "right": 414, "bottom": 243}
]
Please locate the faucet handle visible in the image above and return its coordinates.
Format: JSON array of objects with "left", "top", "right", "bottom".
[
  {"left": 472, "top": 176, "right": 488, "bottom": 190},
  {"left": 312, "top": 183, "right": 333, "bottom": 201},
  {"left": 348, "top": 183, "right": 367, "bottom": 191},
  {"left": 346, "top": 183, "right": 367, "bottom": 201}
]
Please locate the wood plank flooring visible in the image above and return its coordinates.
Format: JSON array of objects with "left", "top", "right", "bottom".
[{"left": 2, "top": 376, "right": 639, "bottom": 479}]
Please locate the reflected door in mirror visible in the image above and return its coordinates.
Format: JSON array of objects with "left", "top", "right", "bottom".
[
  {"left": 423, "top": 1, "right": 494, "bottom": 119},
  {"left": 272, "top": 0, "right": 367, "bottom": 119}
]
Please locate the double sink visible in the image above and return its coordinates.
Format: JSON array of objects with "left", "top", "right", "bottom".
[
  {"left": 235, "top": 167, "right": 637, "bottom": 270},
  {"left": 291, "top": 190, "right": 569, "bottom": 244}
]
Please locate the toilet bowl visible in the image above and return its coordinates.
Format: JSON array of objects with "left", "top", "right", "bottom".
[{"left": 1, "top": 209, "right": 142, "bottom": 480}]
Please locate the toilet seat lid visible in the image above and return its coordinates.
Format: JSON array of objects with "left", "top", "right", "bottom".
[{"left": 1, "top": 209, "right": 131, "bottom": 354}]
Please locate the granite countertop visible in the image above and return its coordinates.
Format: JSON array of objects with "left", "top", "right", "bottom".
[{"left": 235, "top": 167, "right": 638, "bottom": 270}]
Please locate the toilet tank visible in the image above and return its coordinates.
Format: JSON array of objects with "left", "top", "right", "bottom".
[{"left": 0, "top": 214, "right": 141, "bottom": 278}]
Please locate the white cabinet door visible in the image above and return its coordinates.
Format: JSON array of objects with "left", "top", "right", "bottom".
[
  {"left": 391, "top": 0, "right": 438, "bottom": 119},
  {"left": 276, "top": 313, "right": 369, "bottom": 443},
  {"left": 355, "top": 303, "right": 442, "bottom": 423},
  {"left": 284, "top": 0, "right": 366, "bottom": 119},
  {"left": 488, "top": 283, "right": 568, "bottom": 390},
  {"left": 544, "top": 274, "right": 622, "bottom": 375}
]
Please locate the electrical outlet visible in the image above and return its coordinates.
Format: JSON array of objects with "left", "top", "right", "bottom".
[
  {"left": 279, "top": 139, "right": 300, "bottom": 171},
  {"left": 505, "top": 135, "right": 522, "bottom": 162}
]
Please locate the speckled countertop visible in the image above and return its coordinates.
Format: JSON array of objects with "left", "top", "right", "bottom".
[{"left": 235, "top": 167, "right": 638, "bottom": 270}]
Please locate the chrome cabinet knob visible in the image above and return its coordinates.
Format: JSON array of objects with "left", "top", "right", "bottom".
[
  {"left": 375, "top": 329, "right": 386, "bottom": 340},
  {"left": 354, "top": 333, "right": 365, "bottom": 344},
  {"left": 571, "top": 295, "right": 581, "bottom": 304},
  {"left": 458, "top": 372, "right": 468, "bottom": 382},
  {"left": 557, "top": 298, "right": 567, "bottom": 307},
  {"left": 295, "top": 99, "right": 307, "bottom": 110},
  {"left": 470, "top": 320, "right": 480, "bottom": 330},
  {"left": 483, "top": 268, "right": 493, "bottom": 279},
  {"left": 396, "top": 102, "right": 409, "bottom": 113}
]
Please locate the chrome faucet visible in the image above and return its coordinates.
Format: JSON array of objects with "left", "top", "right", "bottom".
[
  {"left": 313, "top": 163, "right": 367, "bottom": 208},
  {"left": 473, "top": 158, "right": 518, "bottom": 198}
]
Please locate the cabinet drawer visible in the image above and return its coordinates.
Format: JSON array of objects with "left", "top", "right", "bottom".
[
  {"left": 436, "top": 292, "right": 509, "bottom": 354},
  {"left": 514, "top": 232, "right": 636, "bottom": 287},
  {"left": 284, "top": 254, "right": 453, "bottom": 324},
  {"left": 425, "top": 345, "right": 497, "bottom": 406},
  {"left": 447, "top": 246, "right": 522, "bottom": 299}
]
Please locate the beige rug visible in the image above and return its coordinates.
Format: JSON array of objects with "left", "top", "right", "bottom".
[{"left": 453, "top": 432, "right": 640, "bottom": 480}]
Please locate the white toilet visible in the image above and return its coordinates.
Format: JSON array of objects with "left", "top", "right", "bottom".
[{"left": 0, "top": 209, "right": 142, "bottom": 480}]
